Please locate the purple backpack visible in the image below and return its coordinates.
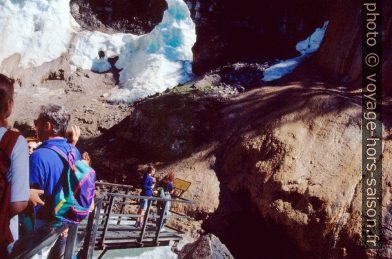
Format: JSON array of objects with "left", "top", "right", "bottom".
[{"left": 48, "top": 146, "right": 96, "bottom": 224}]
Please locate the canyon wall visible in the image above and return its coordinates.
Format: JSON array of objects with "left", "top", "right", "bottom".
[
  {"left": 184, "top": 0, "right": 335, "bottom": 74},
  {"left": 316, "top": 0, "right": 391, "bottom": 95}
]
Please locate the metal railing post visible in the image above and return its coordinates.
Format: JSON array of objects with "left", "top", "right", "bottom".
[
  {"left": 88, "top": 199, "right": 103, "bottom": 258},
  {"left": 99, "top": 195, "right": 114, "bottom": 250},
  {"left": 154, "top": 200, "right": 168, "bottom": 245},
  {"left": 6, "top": 224, "right": 69, "bottom": 259},
  {"left": 81, "top": 199, "right": 102, "bottom": 259},
  {"left": 138, "top": 199, "right": 152, "bottom": 244},
  {"left": 117, "top": 187, "right": 130, "bottom": 225},
  {"left": 102, "top": 186, "right": 114, "bottom": 221},
  {"left": 64, "top": 224, "right": 78, "bottom": 259}
]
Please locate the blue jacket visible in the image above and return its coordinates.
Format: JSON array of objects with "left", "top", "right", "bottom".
[{"left": 142, "top": 174, "right": 154, "bottom": 196}]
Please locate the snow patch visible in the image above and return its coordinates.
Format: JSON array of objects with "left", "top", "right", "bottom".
[
  {"left": 263, "top": 21, "right": 329, "bottom": 82},
  {"left": 0, "top": 0, "right": 78, "bottom": 68},
  {"left": 262, "top": 56, "right": 306, "bottom": 82}
]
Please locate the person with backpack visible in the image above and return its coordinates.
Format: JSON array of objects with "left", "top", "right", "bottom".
[
  {"left": 30, "top": 105, "right": 95, "bottom": 258},
  {"left": 0, "top": 74, "right": 30, "bottom": 253}
]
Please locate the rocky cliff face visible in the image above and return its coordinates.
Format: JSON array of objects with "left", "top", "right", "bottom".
[
  {"left": 89, "top": 79, "right": 392, "bottom": 258},
  {"left": 70, "top": 0, "right": 167, "bottom": 34},
  {"left": 316, "top": 0, "right": 391, "bottom": 94},
  {"left": 184, "top": 0, "right": 335, "bottom": 74},
  {"left": 184, "top": 0, "right": 391, "bottom": 96},
  {"left": 316, "top": 0, "right": 362, "bottom": 85}
]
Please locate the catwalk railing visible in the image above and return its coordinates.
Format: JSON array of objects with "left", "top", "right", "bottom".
[{"left": 7, "top": 188, "right": 193, "bottom": 259}]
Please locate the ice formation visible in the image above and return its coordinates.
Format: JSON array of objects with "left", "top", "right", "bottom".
[
  {"left": 262, "top": 56, "right": 306, "bottom": 82},
  {"left": 0, "top": 0, "right": 195, "bottom": 103},
  {"left": 70, "top": 32, "right": 131, "bottom": 73},
  {"left": 70, "top": 0, "right": 196, "bottom": 103},
  {"left": 263, "top": 21, "right": 329, "bottom": 82},
  {"left": 296, "top": 21, "right": 330, "bottom": 55},
  {"left": 0, "top": 0, "right": 77, "bottom": 68}
]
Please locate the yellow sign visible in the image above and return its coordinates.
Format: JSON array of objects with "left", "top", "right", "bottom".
[{"left": 173, "top": 178, "right": 191, "bottom": 192}]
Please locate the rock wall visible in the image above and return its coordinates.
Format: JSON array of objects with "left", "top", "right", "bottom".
[
  {"left": 216, "top": 85, "right": 391, "bottom": 258},
  {"left": 184, "top": 0, "right": 335, "bottom": 74},
  {"left": 90, "top": 80, "right": 392, "bottom": 258},
  {"left": 70, "top": 0, "right": 167, "bottom": 34},
  {"left": 316, "top": 0, "right": 392, "bottom": 95},
  {"left": 185, "top": 0, "right": 391, "bottom": 95},
  {"left": 178, "top": 233, "right": 234, "bottom": 259},
  {"left": 219, "top": 88, "right": 362, "bottom": 256}
]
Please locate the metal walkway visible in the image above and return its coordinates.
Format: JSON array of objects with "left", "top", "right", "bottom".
[
  {"left": 7, "top": 182, "right": 193, "bottom": 259},
  {"left": 78, "top": 192, "right": 192, "bottom": 258}
]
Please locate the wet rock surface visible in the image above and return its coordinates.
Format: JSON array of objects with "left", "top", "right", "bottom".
[{"left": 206, "top": 63, "right": 270, "bottom": 90}]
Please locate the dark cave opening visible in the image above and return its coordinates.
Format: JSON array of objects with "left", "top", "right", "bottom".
[
  {"left": 203, "top": 187, "right": 304, "bottom": 259},
  {"left": 70, "top": 0, "right": 167, "bottom": 35}
]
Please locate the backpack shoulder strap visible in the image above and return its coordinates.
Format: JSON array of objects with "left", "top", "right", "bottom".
[
  {"left": 0, "top": 130, "right": 20, "bottom": 175},
  {"left": 40, "top": 144, "right": 75, "bottom": 214},
  {"left": 0, "top": 130, "right": 20, "bottom": 156},
  {"left": 44, "top": 145, "right": 74, "bottom": 167},
  {"left": 43, "top": 144, "right": 77, "bottom": 176},
  {"left": 46, "top": 145, "right": 68, "bottom": 161},
  {"left": 0, "top": 130, "right": 20, "bottom": 249}
]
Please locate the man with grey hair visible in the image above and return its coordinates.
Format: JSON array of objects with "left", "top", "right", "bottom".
[{"left": 30, "top": 105, "right": 81, "bottom": 258}]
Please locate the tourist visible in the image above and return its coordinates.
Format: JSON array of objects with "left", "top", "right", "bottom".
[
  {"left": 27, "top": 139, "right": 39, "bottom": 155},
  {"left": 18, "top": 138, "right": 43, "bottom": 237},
  {"left": 81, "top": 151, "right": 92, "bottom": 166},
  {"left": 66, "top": 125, "right": 95, "bottom": 214},
  {"left": 65, "top": 125, "right": 81, "bottom": 146},
  {"left": 159, "top": 171, "right": 175, "bottom": 195},
  {"left": 30, "top": 105, "right": 82, "bottom": 258},
  {"left": 135, "top": 166, "right": 156, "bottom": 228},
  {"left": 0, "top": 74, "right": 29, "bottom": 253},
  {"left": 156, "top": 171, "right": 175, "bottom": 229}
]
